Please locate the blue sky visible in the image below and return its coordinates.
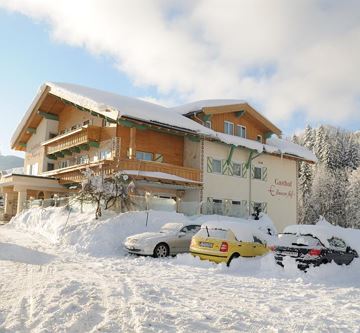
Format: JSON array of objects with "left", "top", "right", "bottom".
[{"left": 0, "top": 2, "right": 359, "bottom": 156}]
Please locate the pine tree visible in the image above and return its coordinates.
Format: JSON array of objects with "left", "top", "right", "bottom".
[{"left": 346, "top": 167, "right": 360, "bottom": 228}]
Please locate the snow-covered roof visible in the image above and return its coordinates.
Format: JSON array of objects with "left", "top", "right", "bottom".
[
  {"left": 12, "top": 82, "right": 316, "bottom": 163},
  {"left": 123, "top": 170, "right": 201, "bottom": 184},
  {"left": 266, "top": 136, "right": 317, "bottom": 163},
  {"left": 215, "top": 132, "right": 264, "bottom": 153},
  {"left": 171, "top": 99, "right": 246, "bottom": 115},
  {"left": 283, "top": 219, "right": 360, "bottom": 253},
  {"left": 47, "top": 82, "right": 214, "bottom": 135}
]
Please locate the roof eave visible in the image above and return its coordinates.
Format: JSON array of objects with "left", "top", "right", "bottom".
[{"left": 11, "top": 84, "right": 51, "bottom": 150}]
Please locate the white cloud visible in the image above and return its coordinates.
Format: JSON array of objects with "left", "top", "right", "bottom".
[{"left": 1, "top": 0, "right": 360, "bottom": 127}]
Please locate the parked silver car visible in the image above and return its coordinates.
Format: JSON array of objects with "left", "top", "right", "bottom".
[{"left": 124, "top": 222, "right": 201, "bottom": 257}]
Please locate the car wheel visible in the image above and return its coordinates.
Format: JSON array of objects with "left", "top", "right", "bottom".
[
  {"left": 227, "top": 253, "right": 240, "bottom": 267},
  {"left": 153, "top": 243, "right": 169, "bottom": 258}
]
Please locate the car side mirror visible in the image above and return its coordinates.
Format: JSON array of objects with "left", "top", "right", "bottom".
[
  {"left": 346, "top": 246, "right": 351, "bottom": 253},
  {"left": 178, "top": 231, "right": 186, "bottom": 238}
]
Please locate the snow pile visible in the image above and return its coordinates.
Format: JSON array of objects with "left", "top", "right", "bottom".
[
  {"left": 284, "top": 218, "right": 360, "bottom": 253},
  {"left": 11, "top": 207, "right": 188, "bottom": 256},
  {"left": 12, "top": 207, "right": 275, "bottom": 257}
]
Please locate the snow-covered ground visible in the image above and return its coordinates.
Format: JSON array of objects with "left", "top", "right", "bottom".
[{"left": 0, "top": 207, "right": 359, "bottom": 332}]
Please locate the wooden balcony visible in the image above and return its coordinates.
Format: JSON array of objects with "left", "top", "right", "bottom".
[
  {"left": 43, "top": 159, "right": 202, "bottom": 186},
  {"left": 43, "top": 125, "right": 101, "bottom": 157}
]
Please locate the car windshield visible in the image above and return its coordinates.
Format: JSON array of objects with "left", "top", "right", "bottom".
[
  {"left": 196, "top": 227, "right": 228, "bottom": 239},
  {"left": 278, "top": 233, "right": 322, "bottom": 247},
  {"left": 160, "top": 223, "right": 183, "bottom": 233}
]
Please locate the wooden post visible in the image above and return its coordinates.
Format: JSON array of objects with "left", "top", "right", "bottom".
[{"left": 129, "top": 127, "right": 137, "bottom": 159}]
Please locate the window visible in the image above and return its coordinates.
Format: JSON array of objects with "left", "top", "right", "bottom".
[
  {"left": 83, "top": 120, "right": 91, "bottom": 126},
  {"left": 205, "top": 120, "right": 212, "bottom": 129},
  {"left": 224, "top": 121, "right": 234, "bottom": 135},
  {"left": 99, "top": 150, "right": 111, "bottom": 160},
  {"left": 233, "top": 163, "right": 242, "bottom": 177},
  {"left": 328, "top": 237, "right": 347, "bottom": 250},
  {"left": 60, "top": 160, "right": 69, "bottom": 169},
  {"left": 253, "top": 236, "right": 264, "bottom": 244},
  {"left": 236, "top": 125, "right": 246, "bottom": 138},
  {"left": 136, "top": 151, "right": 153, "bottom": 161},
  {"left": 78, "top": 155, "right": 89, "bottom": 164},
  {"left": 180, "top": 225, "right": 201, "bottom": 234},
  {"left": 47, "top": 163, "right": 55, "bottom": 171},
  {"left": 49, "top": 132, "right": 57, "bottom": 139},
  {"left": 257, "top": 135, "right": 262, "bottom": 143},
  {"left": 232, "top": 200, "right": 241, "bottom": 205},
  {"left": 212, "top": 159, "right": 222, "bottom": 174},
  {"left": 253, "top": 166, "right": 262, "bottom": 180}
]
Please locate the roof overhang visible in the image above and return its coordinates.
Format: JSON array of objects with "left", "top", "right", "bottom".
[{"left": 201, "top": 103, "right": 282, "bottom": 137}]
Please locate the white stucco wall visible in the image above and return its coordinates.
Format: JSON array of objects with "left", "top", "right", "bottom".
[
  {"left": 202, "top": 141, "right": 298, "bottom": 232},
  {"left": 24, "top": 119, "right": 58, "bottom": 175}
]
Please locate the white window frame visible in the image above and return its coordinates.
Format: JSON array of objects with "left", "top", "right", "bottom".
[
  {"left": 212, "top": 158, "right": 222, "bottom": 174},
  {"left": 236, "top": 125, "right": 246, "bottom": 138},
  {"left": 60, "top": 160, "right": 69, "bottom": 169},
  {"left": 205, "top": 120, "right": 212, "bottom": 129},
  {"left": 224, "top": 121, "right": 234, "bottom": 135}
]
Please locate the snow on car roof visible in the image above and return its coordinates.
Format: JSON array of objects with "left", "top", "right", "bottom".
[
  {"left": 284, "top": 219, "right": 360, "bottom": 252},
  {"left": 201, "top": 219, "right": 271, "bottom": 243}
]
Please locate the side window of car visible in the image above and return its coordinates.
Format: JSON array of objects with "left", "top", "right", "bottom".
[
  {"left": 182, "top": 225, "right": 200, "bottom": 234},
  {"left": 328, "top": 237, "right": 347, "bottom": 250},
  {"left": 253, "top": 236, "right": 264, "bottom": 244}
]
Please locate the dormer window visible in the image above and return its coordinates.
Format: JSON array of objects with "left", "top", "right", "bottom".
[
  {"left": 224, "top": 121, "right": 234, "bottom": 135},
  {"left": 236, "top": 125, "right": 246, "bottom": 138}
]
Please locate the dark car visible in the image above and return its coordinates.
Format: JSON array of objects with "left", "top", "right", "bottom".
[{"left": 271, "top": 232, "right": 358, "bottom": 271}]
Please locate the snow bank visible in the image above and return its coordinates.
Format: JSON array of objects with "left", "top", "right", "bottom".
[
  {"left": 284, "top": 218, "right": 360, "bottom": 253},
  {"left": 11, "top": 207, "right": 274, "bottom": 257}
]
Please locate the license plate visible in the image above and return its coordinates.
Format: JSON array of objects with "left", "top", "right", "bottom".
[
  {"left": 200, "top": 242, "right": 213, "bottom": 248},
  {"left": 282, "top": 251, "right": 298, "bottom": 257}
]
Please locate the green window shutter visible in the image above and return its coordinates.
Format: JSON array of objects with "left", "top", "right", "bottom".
[
  {"left": 228, "top": 161, "right": 234, "bottom": 176},
  {"left": 241, "top": 163, "right": 247, "bottom": 178},
  {"left": 262, "top": 202, "right": 268, "bottom": 213},
  {"left": 251, "top": 166, "right": 255, "bottom": 179},
  {"left": 207, "top": 157, "right": 213, "bottom": 173},
  {"left": 262, "top": 167, "right": 268, "bottom": 181},
  {"left": 222, "top": 160, "right": 228, "bottom": 175}
]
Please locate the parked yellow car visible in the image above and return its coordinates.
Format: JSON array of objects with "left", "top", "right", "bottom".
[{"left": 190, "top": 221, "right": 270, "bottom": 266}]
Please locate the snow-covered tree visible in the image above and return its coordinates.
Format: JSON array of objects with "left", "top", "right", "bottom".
[
  {"left": 346, "top": 167, "right": 360, "bottom": 228},
  {"left": 78, "top": 169, "right": 134, "bottom": 219}
]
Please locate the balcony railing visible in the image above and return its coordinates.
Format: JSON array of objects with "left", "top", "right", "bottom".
[
  {"left": 43, "top": 125, "right": 101, "bottom": 157},
  {"left": 42, "top": 159, "right": 201, "bottom": 185}
]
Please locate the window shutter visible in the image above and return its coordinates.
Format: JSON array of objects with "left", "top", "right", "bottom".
[
  {"left": 207, "top": 157, "right": 213, "bottom": 173},
  {"left": 262, "top": 167, "right": 268, "bottom": 181},
  {"left": 241, "top": 163, "right": 247, "bottom": 178},
  {"left": 154, "top": 153, "right": 164, "bottom": 162},
  {"left": 228, "top": 161, "right": 234, "bottom": 176},
  {"left": 222, "top": 160, "right": 228, "bottom": 175}
]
